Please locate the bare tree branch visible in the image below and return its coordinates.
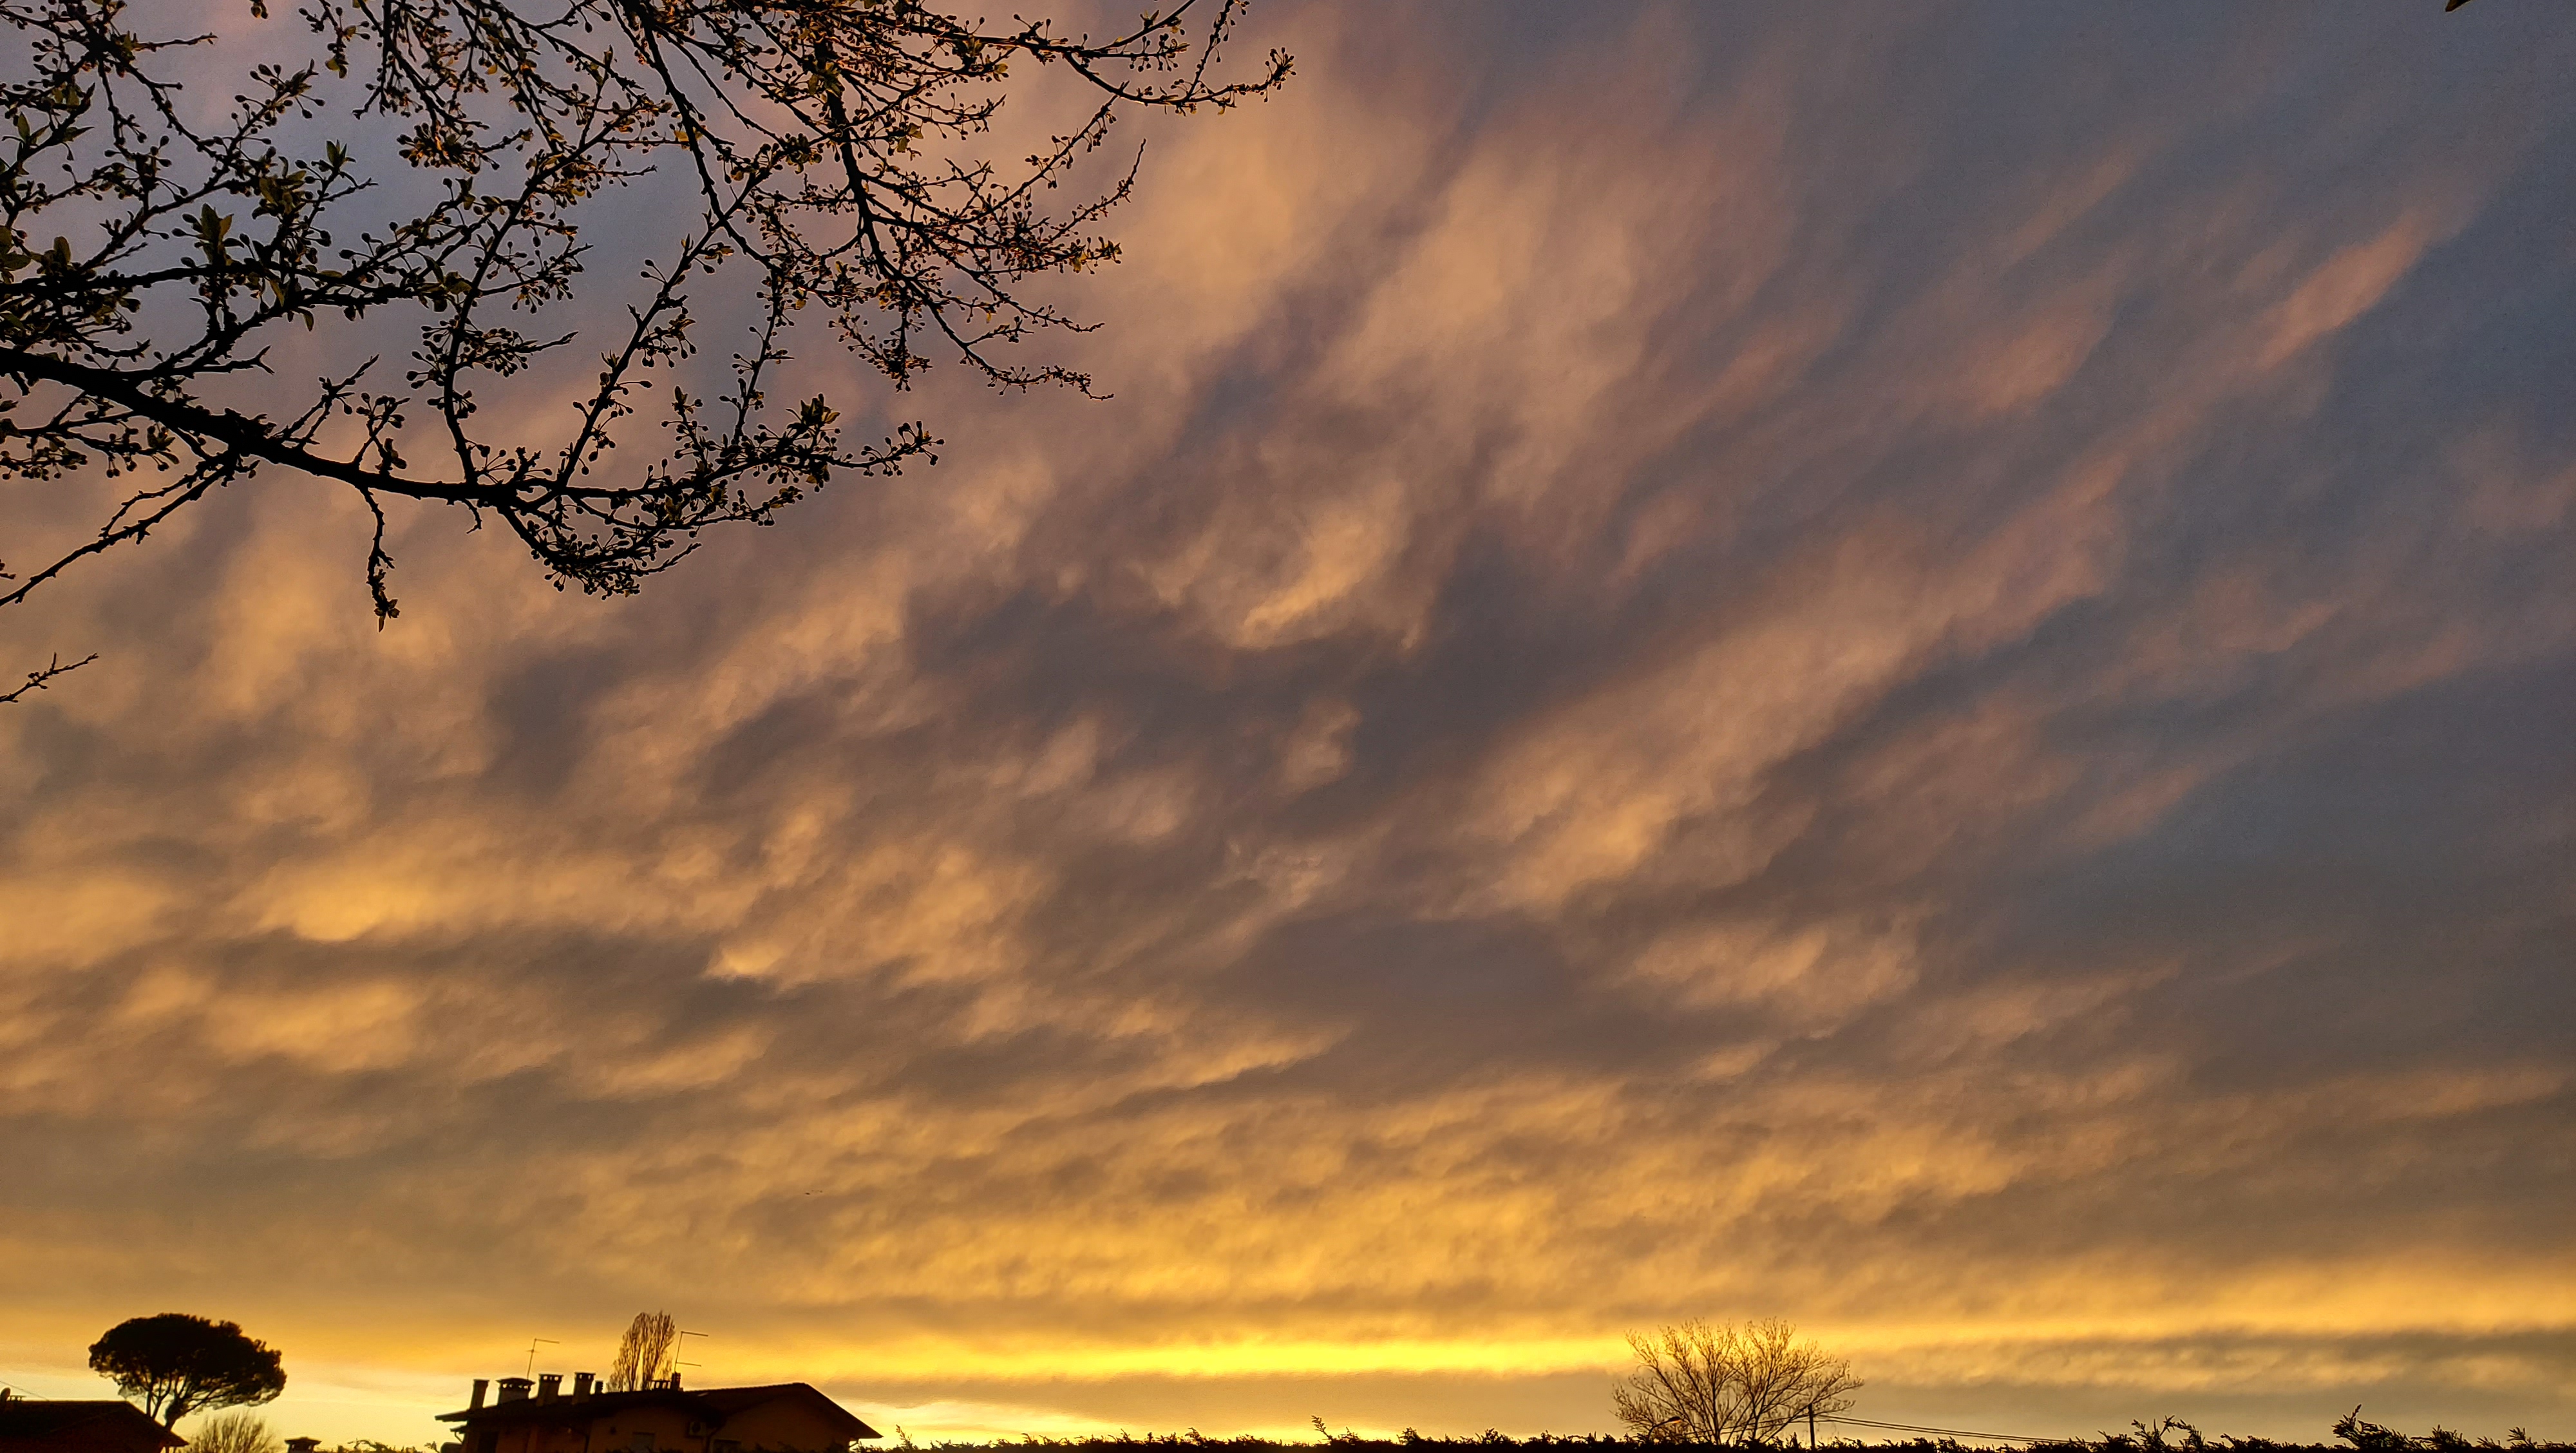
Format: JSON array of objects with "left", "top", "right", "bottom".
[
  {"left": 2, "top": 0, "right": 1292, "bottom": 689},
  {"left": 0, "top": 648, "right": 98, "bottom": 702}
]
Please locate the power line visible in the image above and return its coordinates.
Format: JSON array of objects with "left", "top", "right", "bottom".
[{"left": 1823, "top": 1415, "right": 2061, "bottom": 1445}]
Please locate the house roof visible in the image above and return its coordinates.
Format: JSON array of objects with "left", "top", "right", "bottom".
[
  {"left": 0, "top": 1400, "right": 187, "bottom": 1450},
  {"left": 437, "top": 1390, "right": 705, "bottom": 1425},
  {"left": 690, "top": 1385, "right": 877, "bottom": 1441},
  {"left": 437, "top": 1384, "right": 877, "bottom": 1442}
]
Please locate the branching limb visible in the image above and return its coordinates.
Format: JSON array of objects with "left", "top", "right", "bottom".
[
  {"left": 0, "top": 649, "right": 99, "bottom": 703},
  {"left": 1, "top": 0, "right": 1291, "bottom": 690}
]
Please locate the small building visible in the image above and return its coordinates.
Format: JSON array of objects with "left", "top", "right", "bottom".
[
  {"left": 437, "top": 1376, "right": 877, "bottom": 1453},
  {"left": 0, "top": 1396, "right": 187, "bottom": 1453}
]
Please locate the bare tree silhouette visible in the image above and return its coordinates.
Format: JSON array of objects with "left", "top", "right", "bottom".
[
  {"left": 188, "top": 1412, "right": 283, "bottom": 1453},
  {"left": 2, "top": 0, "right": 1288, "bottom": 688},
  {"left": 607, "top": 1312, "right": 677, "bottom": 1392},
  {"left": 1612, "top": 1318, "right": 1860, "bottom": 1445}
]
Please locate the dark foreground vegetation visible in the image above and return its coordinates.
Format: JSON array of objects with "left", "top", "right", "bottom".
[
  {"left": 876, "top": 1413, "right": 2575, "bottom": 1453},
  {"left": 233, "top": 1409, "right": 2576, "bottom": 1453}
]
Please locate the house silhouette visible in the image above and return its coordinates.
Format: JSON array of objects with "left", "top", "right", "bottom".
[
  {"left": 438, "top": 1375, "right": 878, "bottom": 1453},
  {"left": 0, "top": 1392, "right": 187, "bottom": 1453}
]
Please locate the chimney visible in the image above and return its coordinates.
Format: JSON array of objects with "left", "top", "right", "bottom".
[
  {"left": 470, "top": 1380, "right": 489, "bottom": 1410},
  {"left": 573, "top": 1374, "right": 594, "bottom": 1398},
  {"left": 497, "top": 1378, "right": 533, "bottom": 1403},
  {"left": 537, "top": 1375, "right": 562, "bottom": 1401},
  {"left": 667, "top": 1371, "right": 682, "bottom": 1391}
]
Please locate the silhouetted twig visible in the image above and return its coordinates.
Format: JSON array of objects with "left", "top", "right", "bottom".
[{"left": 0, "top": 650, "right": 97, "bottom": 704}]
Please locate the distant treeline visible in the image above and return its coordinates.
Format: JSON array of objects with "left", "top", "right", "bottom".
[
  {"left": 887, "top": 1438, "right": 2573, "bottom": 1453},
  {"left": 886, "top": 1415, "right": 2575, "bottom": 1453}
]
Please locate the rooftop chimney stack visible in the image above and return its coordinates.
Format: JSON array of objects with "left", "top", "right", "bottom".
[
  {"left": 573, "top": 1374, "right": 594, "bottom": 1398},
  {"left": 470, "top": 1380, "right": 489, "bottom": 1410},
  {"left": 497, "top": 1378, "right": 533, "bottom": 1403},
  {"left": 537, "top": 1375, "right": 562, "bottom": 1401}
]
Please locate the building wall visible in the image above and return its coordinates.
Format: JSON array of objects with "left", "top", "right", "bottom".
[
  {"left": 464, "top": 1404, "right": 709, "bottom": 1453},
  {"left": 594, "top": 1404, "right": 711, "bottom": 1453},
  {"left": 455, "top": 1390, "right": 860, "bottom": 1453}
]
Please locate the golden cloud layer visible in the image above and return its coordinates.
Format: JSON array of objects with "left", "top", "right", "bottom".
[{"left": 3, "top": 2, "right": 2571, "bottom": 1447}]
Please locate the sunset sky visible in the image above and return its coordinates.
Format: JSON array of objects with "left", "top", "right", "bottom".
[{"left": 2, "top": 1, "right": 2571, "bottom": 1447}]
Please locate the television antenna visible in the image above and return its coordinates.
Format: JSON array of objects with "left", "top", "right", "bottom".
[{"left": 525, "top": 1338, "right": 558, "bottom": 1378}]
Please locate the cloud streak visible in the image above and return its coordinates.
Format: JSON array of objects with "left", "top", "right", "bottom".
[{"left": 3, "top": 0, "right": 2571, "bottom": 1445}]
